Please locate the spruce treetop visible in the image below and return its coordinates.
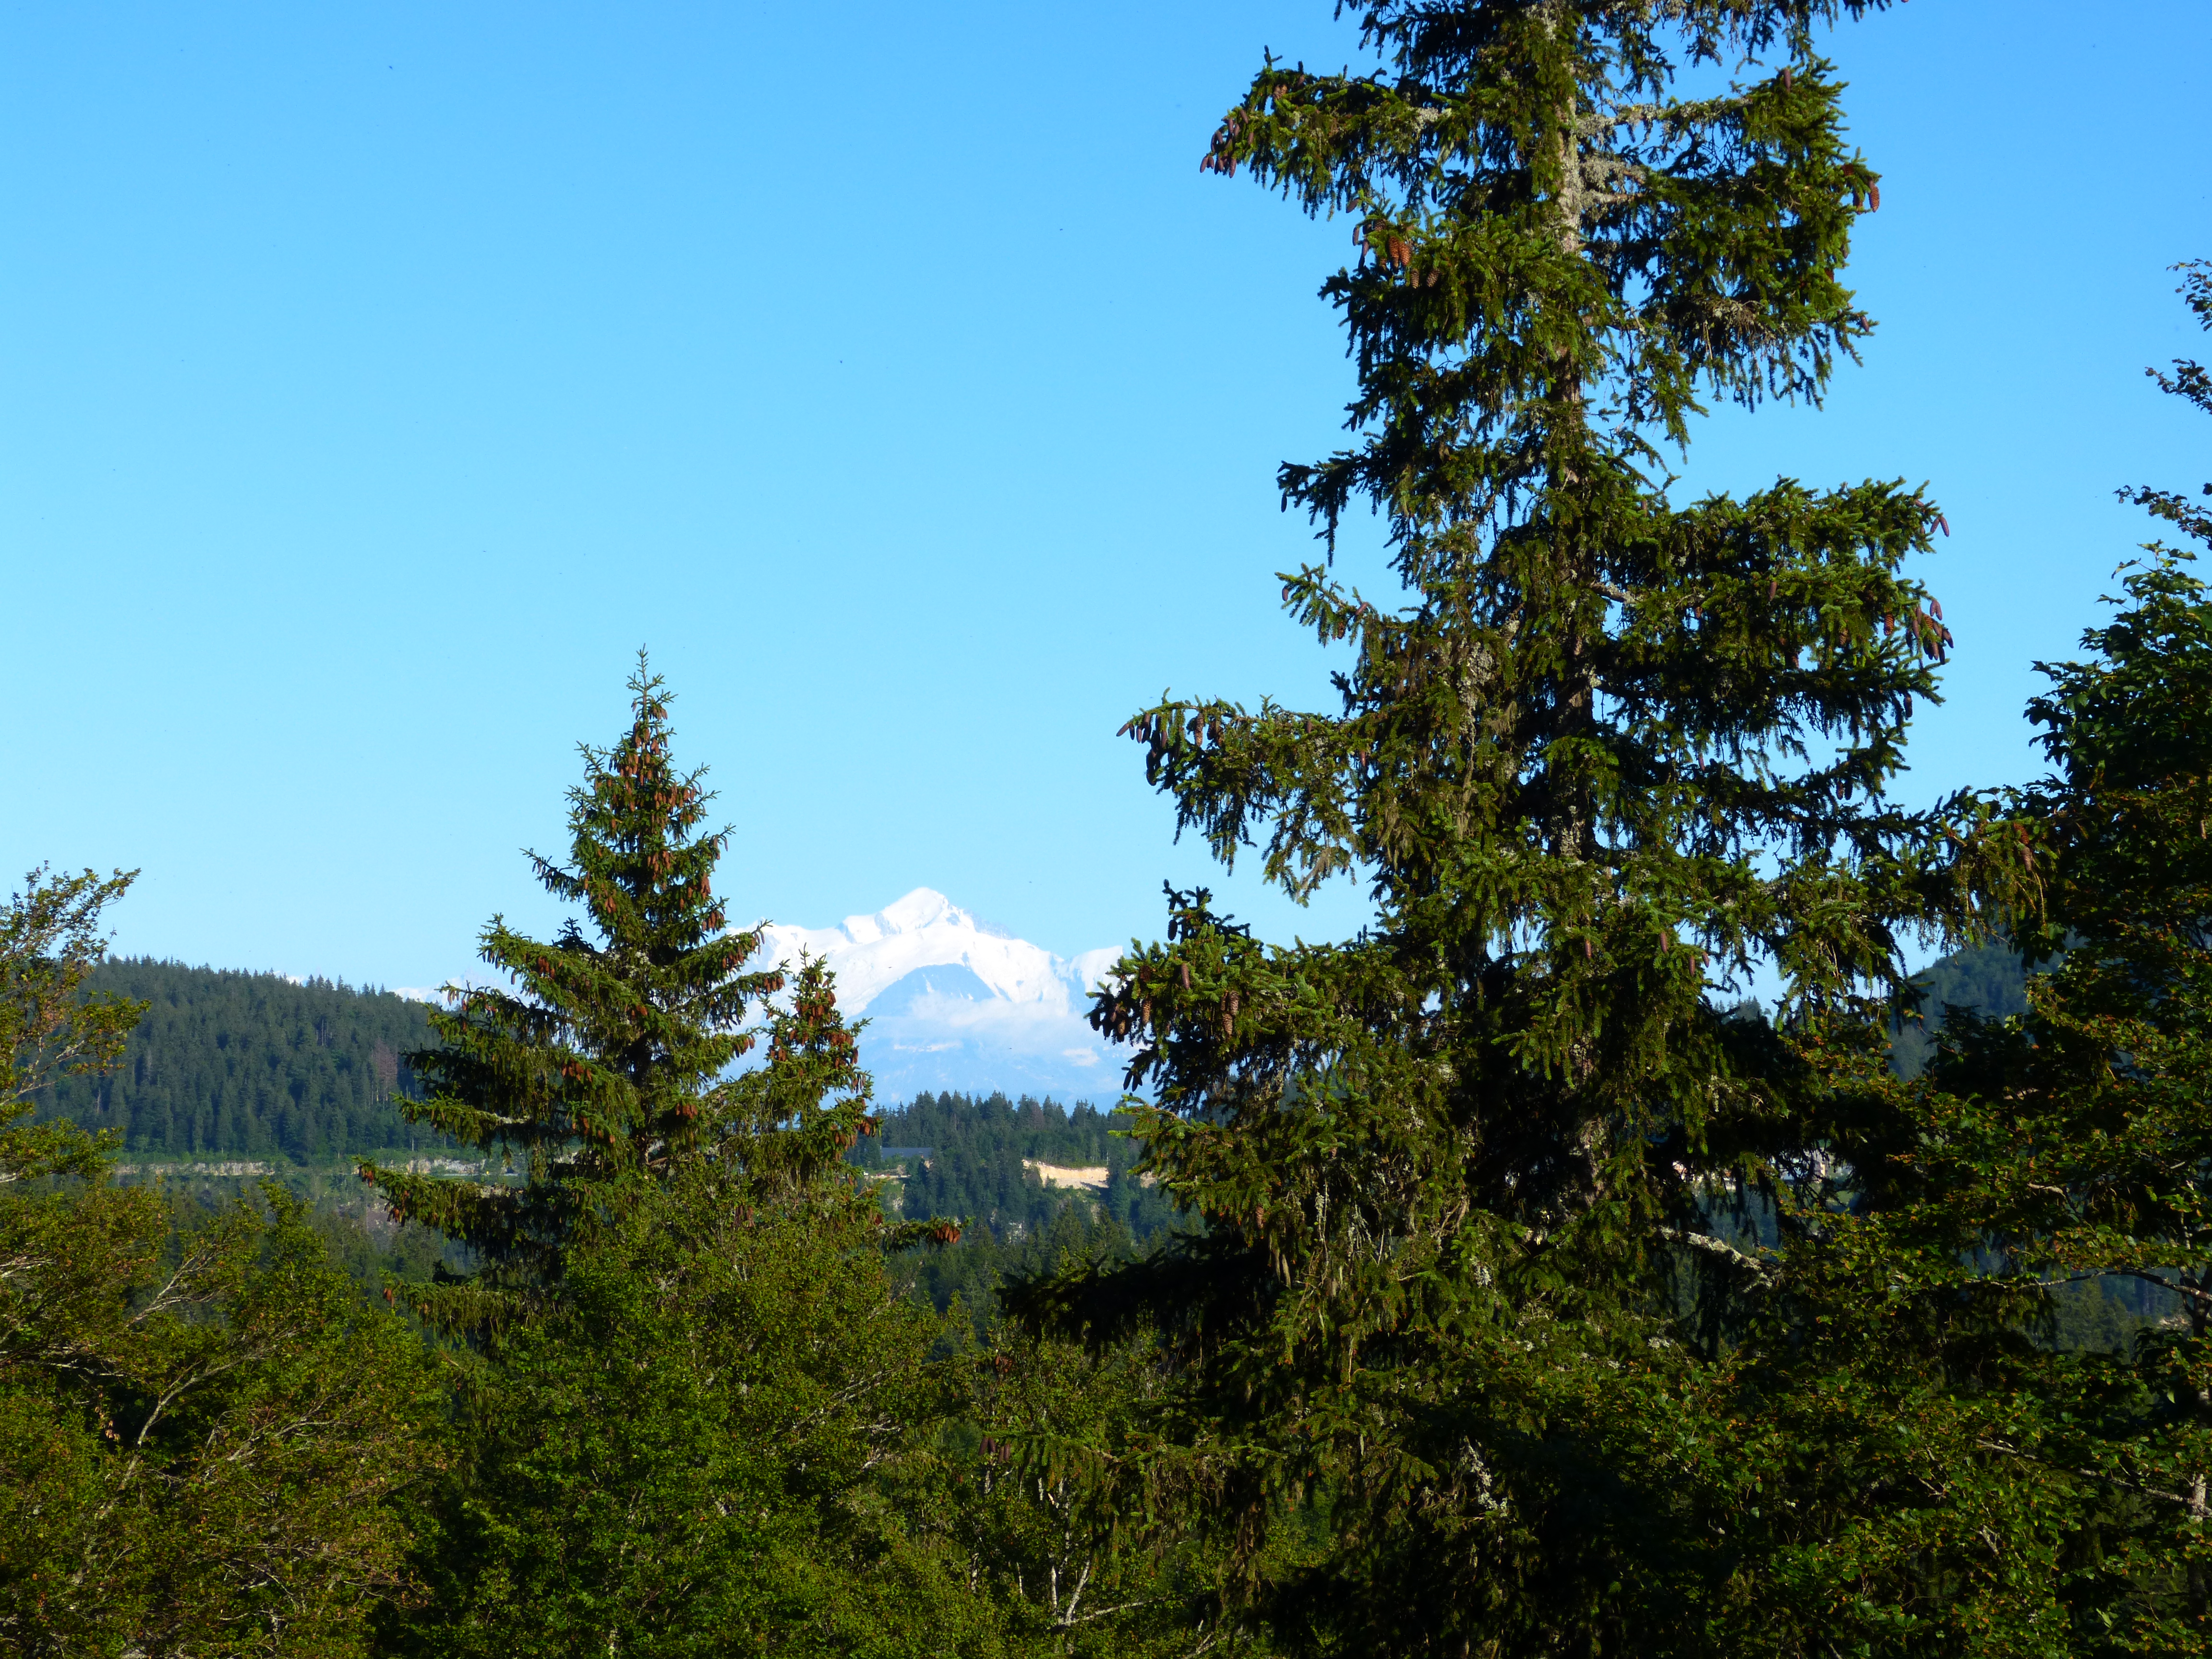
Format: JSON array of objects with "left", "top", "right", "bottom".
[
  {"left": 1088, "top": 0, "right": 2004, "bottom": 1310},
  {"left": 366, "top": 658, "right": 786, "bottom": 1302},
  {"left": 1135, "top": 0, "right": 1981, "bottom": 978}
]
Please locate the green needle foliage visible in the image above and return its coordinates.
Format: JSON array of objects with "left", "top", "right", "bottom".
[
  {"left": 391, "top": 1101, "right": 987, "bottom": 1659},
  {"left": 364, "top": 659, "right": 787, "bottom": 1322},
  {"left": 1751, "top": 262, "right": 2212, "bottom": 1653},
  {"left": 1014, "top": 4, "right": 2028, "bottom": 1651}
]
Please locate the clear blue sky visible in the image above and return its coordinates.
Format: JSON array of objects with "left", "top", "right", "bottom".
[{"left": 4, "top": 1, "right": 2209, "bottom": 990}]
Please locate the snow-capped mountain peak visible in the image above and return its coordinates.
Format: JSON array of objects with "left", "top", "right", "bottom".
[
  {"left": 758, "top": 888, "right": 1106, "bottom": 1012},
  {"left": 750, "top": 889, "right": 1129, "bottom": 1102}
]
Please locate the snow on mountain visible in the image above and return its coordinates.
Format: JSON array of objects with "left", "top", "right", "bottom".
[{"left": 754, "top": 890, "right": 1131, "bottom": 1103}]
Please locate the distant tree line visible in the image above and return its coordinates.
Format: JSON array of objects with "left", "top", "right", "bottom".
[
  {"left": 853, "top": 1092, "right": 1191, "bottom": 1335},
  {"left": 32, "top": 955, "right": 2036, "bottom": 1166},
  {"left": 1888, "top": 939, "right": 2034, "bottom": 1079},
  {"left": 36, "top": 960, "right": 440, "bottom": 1161}
]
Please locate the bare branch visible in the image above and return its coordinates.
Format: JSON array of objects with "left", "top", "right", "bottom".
[{"left": 1662, "top": 1227, "right": 1776, "bottom": 1284}]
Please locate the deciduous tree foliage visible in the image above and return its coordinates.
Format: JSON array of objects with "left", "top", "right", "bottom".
[
  {"left": 1, "top": 872, "right": 444, "bottom": 1657},
  {"left": 965, "top": 1312, "right": 1310, "bottom": 1659},
  {"left": 1016, "top": 4, "right": 2025, "bottom": 1651},
  {"left": 1, "top": 865, "right": 142, "bottom": 1118}
]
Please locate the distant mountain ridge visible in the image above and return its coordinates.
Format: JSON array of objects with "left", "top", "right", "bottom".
[{"left": 756, "top": 889, "right": 1129, "bottom": 1102}]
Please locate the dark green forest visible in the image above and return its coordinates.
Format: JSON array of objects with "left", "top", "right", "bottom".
[
  {"left": 36, "top": 960, "right": 440, "bottom": 1160},
  {"left": 53, "top": 956, "right": 2062, "bottom": 1341},
  {"left": 39, "top": 956, "right": 2122, "bottom": 1353},
  {"left": 32, "top": 955, "right": 2029, "bottom": 1166},
  {"left": 24, "top": 953, "right": 2056, "bottom": 1340},
  {"left": 26, "top": 967, "right": 1192, "bottom": 1329},
  {"left": 39, "top": 948, "right": 2155, "bottom": 1360},
  {"left": 856, "top": 1093, "right": 1188, "bottom": 1331}
]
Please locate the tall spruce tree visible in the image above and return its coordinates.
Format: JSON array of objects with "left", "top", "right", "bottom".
[
  {"left": 364, "top": 661, "right": 790, "bottom": 1320},
  {"left": 1016, "top": 5, "right": 2022, "bottom": 1652},
  {"left": 377, "top": 666, "right": 994, "bottom": 1650}
]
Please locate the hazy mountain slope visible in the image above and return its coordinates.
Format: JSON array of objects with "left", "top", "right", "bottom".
[{"left": 1891, "top": 940, "right": 2035, "bottom": 1078}]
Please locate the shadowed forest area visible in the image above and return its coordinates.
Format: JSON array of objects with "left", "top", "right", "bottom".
[{"left": 10, "top": 4, "right": 2212, "bottom": 1655}]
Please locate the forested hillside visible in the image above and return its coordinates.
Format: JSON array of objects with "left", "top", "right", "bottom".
[
  {"left": 39, "top": 947, "right": 2032, "bottom": 1166},
  {"left": 36, "top": 960, "right": 441, "bottom": 1160},
  {"left": 1891, "top": 939, "right": 2035, "bottom": 1078},
  {"left": 862, "top": 1089, "right": 1179, "bottom": 1239},
  {"left": 859, "top": 1091, "right": 1189, "bottom": 1329}
]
